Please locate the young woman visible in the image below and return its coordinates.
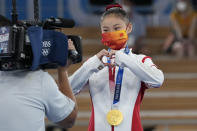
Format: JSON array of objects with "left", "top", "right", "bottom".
[{"left": 69, "top": 3, "right": 164, "bottom": 131}]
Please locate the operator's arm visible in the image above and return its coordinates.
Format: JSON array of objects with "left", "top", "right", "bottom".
[
  {"left": 115, "top": 51, "right": 164, "bottom": 88},
  {"left": 42, "top": 68, "right": 77, "bottom": 129},
  {"left": 56, "top": 67, "right": 78, "bottom": 128}
]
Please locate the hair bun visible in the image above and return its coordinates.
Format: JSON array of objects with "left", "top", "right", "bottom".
[{"left": 105, "top": 3, "right": 123, "bottom": 11}]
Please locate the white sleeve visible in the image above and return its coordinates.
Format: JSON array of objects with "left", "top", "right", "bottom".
[
  {"left": 42, "top": 72, "right": 75, "bottom": 123},
  {"left": 115, "top": 51, "right": 164, "bottom": 88},
  {"left": 69, "top": 55, "right": 104, "bottom": 95}
]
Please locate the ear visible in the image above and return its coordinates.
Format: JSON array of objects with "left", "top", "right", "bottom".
[{"left": 126, "top": 23, "right": 132, "bottom": 34}]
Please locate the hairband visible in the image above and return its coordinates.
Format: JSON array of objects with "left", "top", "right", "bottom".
[{"left": 105, "top": 3, "right": 123, "bottom": 11}]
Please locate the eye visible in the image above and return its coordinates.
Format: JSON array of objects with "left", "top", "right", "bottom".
[
  {"left": 114, "top": 27, "right": 121, "bottom": 31},
  {"left": 103, "top": 29, "right": 109, "bottom": 32}
]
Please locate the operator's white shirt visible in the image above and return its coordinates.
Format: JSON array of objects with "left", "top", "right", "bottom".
[
  {"left": 0, "top": 70, "right": 75, "bottom": 131},
  {"left": 69, "top": 49, "right": 164, "bottom": 131}
]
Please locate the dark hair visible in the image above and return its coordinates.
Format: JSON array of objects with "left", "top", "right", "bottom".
[{"left": 101, "top": 4, "right": 130, "bottom": 24}]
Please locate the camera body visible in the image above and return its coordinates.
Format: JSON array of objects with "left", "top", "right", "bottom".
[{"left": 0, "top": 25, "right": 32, "bottom": 70}]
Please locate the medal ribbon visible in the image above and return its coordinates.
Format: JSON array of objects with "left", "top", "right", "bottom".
[
  {"left": 108, "top": 48, "right": 115, "bottom": 98},
  {"left": 108, "top": 45, "right": 130, "bottom": 107}
]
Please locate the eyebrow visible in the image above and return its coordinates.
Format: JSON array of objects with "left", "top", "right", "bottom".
[
  {"left": 102, "top": 24, "right": 121, "bottom": 29},
  {"left": 113, "top": 24, "right": 121, "bottom": 27},
  {"left": 102, "top": 26, "right": 109, "bottom": 28}
]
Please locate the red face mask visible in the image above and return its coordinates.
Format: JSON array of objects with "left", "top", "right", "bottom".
[{"left": 101, "top": 30, "right": 128, "bottom": 50}]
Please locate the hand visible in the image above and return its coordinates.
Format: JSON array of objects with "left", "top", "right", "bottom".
[
  {"left": 67, "top": 39, "right": 76, "bottom": 68},
  {"left": 109, "top": 49, "right": 117, "bottom": 56},
  {"left": 109, "top": 49, "right": 118, "bottom": 67},
  {"left": 96, "top": 49, "right": 109, "bottom": 60},
  {"left": 68, "top": 39, "right": 76, "bottom": 50},
  {"left": 96, "top": 49, "right": 111, "bottom": 66}
]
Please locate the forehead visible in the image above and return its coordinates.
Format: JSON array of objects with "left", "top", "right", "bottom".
[{"left": 101, "top": 15, "right": 126, "bottom": 27}]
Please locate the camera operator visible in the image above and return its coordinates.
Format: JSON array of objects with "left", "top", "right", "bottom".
[{"left": 0, "top": 31, "right": 78, "bottom": 131}]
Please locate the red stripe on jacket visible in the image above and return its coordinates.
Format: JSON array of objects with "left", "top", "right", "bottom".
[
  {"left": 88, "top": 98, "right": 95, "bottom": 131},
  {"left": 131, "top": 82, "right": 147, "bottom": 131}
]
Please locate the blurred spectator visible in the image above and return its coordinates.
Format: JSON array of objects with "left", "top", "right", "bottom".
[
  {"left": 162, "top": 0, "right": 197, "bottom": 58},
  {"left": 122, "top": 0, "right": 147, "bottom": 54}
]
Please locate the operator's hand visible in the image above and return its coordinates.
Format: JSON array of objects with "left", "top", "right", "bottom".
[
  {"left": 68, "top": 39, "right": 76, "bottom": 50},
  {"left": 67, "top": 39, "right": 76, "bottom": 67}
]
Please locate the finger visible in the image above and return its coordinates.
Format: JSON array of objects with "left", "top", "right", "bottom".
[
  {"left": 68, "top": 41, "right": 76, "bottom": 50},
  {"left": 97, "top": 49, "right": 110, "bottom": 60},
  {"left": 108, "top": 52, "right": 115, "bottom": 58},
  {"left": 110, "top": 49, "right": 116, "bottom": 54},
  {"left": 68, "top": 39, "right": 71, "bottom": 45},
  {"left": 103, "top": 63, "right": 110, "bottom": 66},
  {"left": 68, "top": 40, "right": 74, "bottom": 45},
  {"left": 102, "top": 49, "right": 110, "bottom": 57},
  {"left": 111, "top": 63, "right": 115, "bottom": 67}
]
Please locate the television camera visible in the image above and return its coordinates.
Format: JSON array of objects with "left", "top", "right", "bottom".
[{"left": 0, "top": 0, "right": 82, "bottom": 71}]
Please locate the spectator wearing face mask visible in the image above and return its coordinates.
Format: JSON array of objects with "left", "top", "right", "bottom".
[{"left": 162, "top": 0, "right": 197, "bottom": 58}]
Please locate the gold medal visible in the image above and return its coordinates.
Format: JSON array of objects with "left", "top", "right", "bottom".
[{"left": 106, "top": 109, "right": 123, "bottom": 126}]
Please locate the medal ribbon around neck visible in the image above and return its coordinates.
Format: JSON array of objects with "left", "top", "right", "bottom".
[
  {"left": 108, "top": 45, "right": 130, "bottom": 106},
  {"left": 107, "top": 45, "right": 130, "bottom": 126}
]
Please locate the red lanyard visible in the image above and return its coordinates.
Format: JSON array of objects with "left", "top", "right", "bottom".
[{"left": 109, "top": 66, "right": 116, "bottom": 95}]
